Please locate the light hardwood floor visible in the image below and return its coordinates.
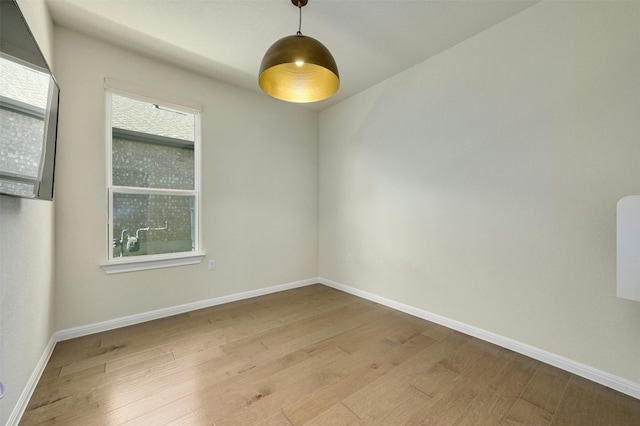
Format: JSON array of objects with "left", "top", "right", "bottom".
[{"left": 21, "top": 284, "right": 640, "bottom": 425}]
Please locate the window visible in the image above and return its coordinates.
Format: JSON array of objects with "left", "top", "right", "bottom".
[
  {"left": 103, "top": 90, "right": 203, "bottom": 274},
  {"left": 0, "top": 54, "right": 56, "bottom": 199}
]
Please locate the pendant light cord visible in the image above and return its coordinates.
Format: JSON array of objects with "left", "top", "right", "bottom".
[{"left": 297, "top": 0, "right": 303, "bottom": 35}]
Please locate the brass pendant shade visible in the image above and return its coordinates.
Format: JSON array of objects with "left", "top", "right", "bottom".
[{"left": 259, "top": 0, "right": 339, "bottom": 103}]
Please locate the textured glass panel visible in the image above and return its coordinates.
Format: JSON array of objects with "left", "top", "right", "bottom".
[
  {"left": 110, "top": 93, "right": 195, "bottom": 190},
  {"left": 0, "top": 178, "right": 35, "bottom": 198},
  {"left": 0, "top": 56, "right": 49, "bottom": 109},
  {"left": 112, "top": 138, "right": 194, "bottom": 190},
  {"left": 0, "top": 108, "right": 44, "bottom": 178},
  {"left": 0, "top": 57, "right": 48, "bottom": 180},
  {"left": 112, "top": 193, "right": 195, "bottom": 258},
  {"left": 111, "top": 94, "right": 194, "bottom": 142}
]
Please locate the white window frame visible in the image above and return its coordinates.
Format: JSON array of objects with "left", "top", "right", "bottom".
[{"left": 101, "top": 87, "right": 204, "bottom": 274}]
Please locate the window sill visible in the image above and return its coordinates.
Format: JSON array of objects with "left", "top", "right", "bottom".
[{"left": 101, "top": 253, "right": 205, "bottom": 275}]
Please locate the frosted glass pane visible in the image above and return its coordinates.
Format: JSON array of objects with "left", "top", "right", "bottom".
[
  {"left": 111, "top": 94, "right": 194, "bottom": 142},
  {"left": 0, "top": 178, "right": 35, "bottom": 198},
  {"left": 110, "top": 93, "right": 195, "bottom": 190},
  {"left": 112, "top": 138, "right": 194, "bottom": 190},
  {"left": 112, "top": 193, "right": 195, "bottom": 258}
]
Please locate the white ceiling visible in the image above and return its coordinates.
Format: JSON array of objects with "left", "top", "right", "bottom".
[{"left": 45, "top": 0, "right": 539, "bottom": 110}]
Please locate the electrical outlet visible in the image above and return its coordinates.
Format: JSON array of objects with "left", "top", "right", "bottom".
[
  {"left": 347, "top": 253, "right": 352, "bottom": 263},
  {"left": 208, "top": 260, "right": 216, "bottom": 270}
]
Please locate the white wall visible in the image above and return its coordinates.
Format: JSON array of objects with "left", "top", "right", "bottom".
[
  {"left": 319, "top": 1, "right": 640, "bottom": 384},
  {"left": 53, "top": 27, "right": 319, "bottom": 330},
  {"left": 0, "top": 1, "right": 56, "bottom": 424}
]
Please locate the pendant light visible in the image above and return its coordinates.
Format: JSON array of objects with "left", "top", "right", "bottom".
[{"left": 259, "top": 0, "right": 339, "bottom": 103}]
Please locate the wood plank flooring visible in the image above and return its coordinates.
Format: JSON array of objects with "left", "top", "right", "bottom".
[{"left": 20, "top": 284, "right": 640, "bottom": 425}]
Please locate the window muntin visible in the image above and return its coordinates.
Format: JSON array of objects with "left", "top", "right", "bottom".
[{"left": 107, "top": 91, "right": 200, "bottom": 263}]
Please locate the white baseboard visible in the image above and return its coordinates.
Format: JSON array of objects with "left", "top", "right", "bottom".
[
  {"left": 6, "top": 334, "right": 57, "bottom": 426},
  {"left": 56, "top": 277, "right": 319, "bottom": 341},
  {"left": 12, "top": 275, "right": 639, "bottom": 426},
  {"left": 318, "top": 277, "right": 640, "bottom": 400}
]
